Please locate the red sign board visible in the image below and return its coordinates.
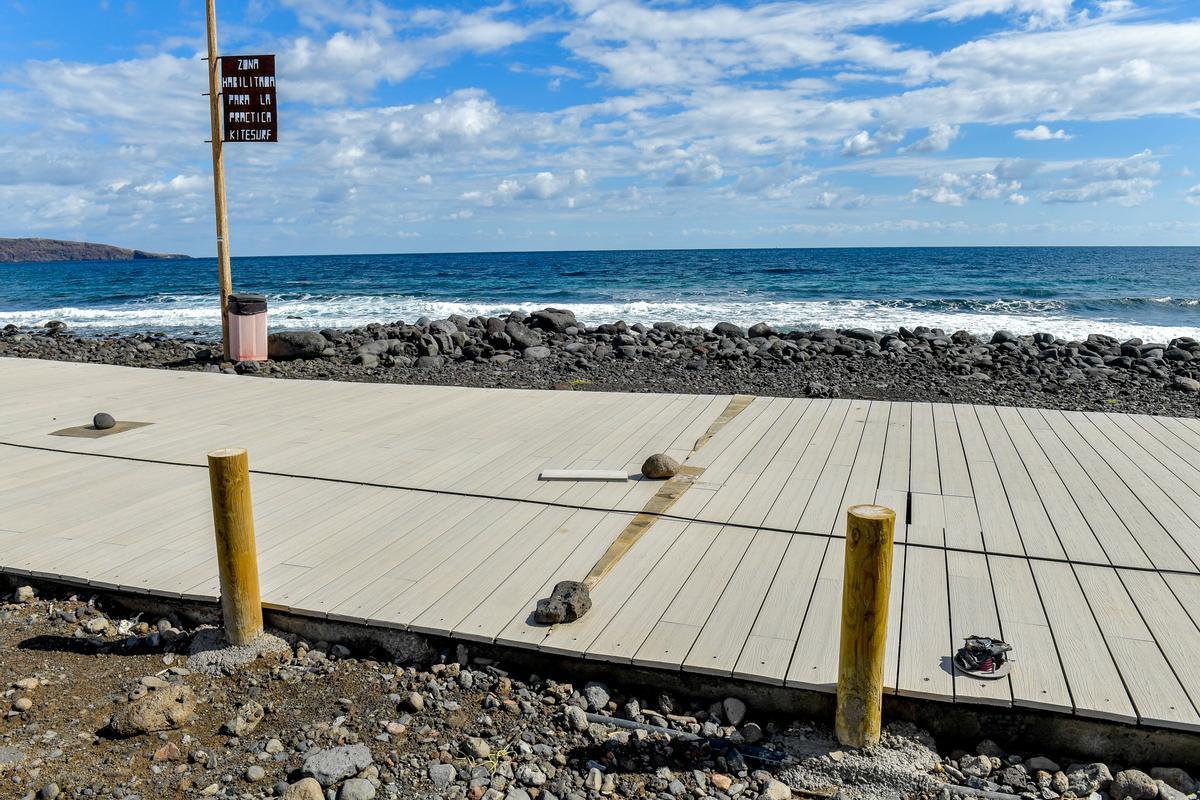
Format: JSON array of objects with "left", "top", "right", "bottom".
[{"left": 220, "top": 54, "right": 277, "bottom": 142}]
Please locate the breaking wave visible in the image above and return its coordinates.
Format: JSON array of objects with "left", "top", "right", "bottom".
[{"left": 2, "top": 293, "right": 1197, "bottom": 343}]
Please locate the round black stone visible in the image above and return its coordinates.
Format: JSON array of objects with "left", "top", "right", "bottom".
[{"left": 93, "top": 412, "right": 116, "bottom": 430}]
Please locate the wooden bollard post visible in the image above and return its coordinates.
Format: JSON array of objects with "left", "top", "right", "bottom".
[
  {"left": 207, "top": 448, "right": 263, "bottom": 645},
  {"left": 835, "top": 504, "right": 896, "bottom": 748}
]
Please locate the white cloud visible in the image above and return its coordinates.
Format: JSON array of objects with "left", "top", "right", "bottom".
[
  {"left": 923, "top": 0, "right": 1074, "bottom": 26},
  {"left": 900, "top": 122, "right": 961, "bottom": 153},
  {"left": 1041, "top": 150, "right": 1160, "bottom": 206},
  {"left": 731, "top": 163, "right": 816, "bottom": 198},
  {"left": 463, "top": 169, "right": 591, "bottom": 206},
  {"left": 1014, "top": 124, "right": 1073, "bottom": 140},
  {"left": 667, "top": 154, "right": 724, "bottom": 186},
  {"left": 841, "top": 129, "right": 904, "bottom": 157},
  {"left": 1183, "top": 184, "right": 1200, "bottom": 206},
  {"left": 132, "top": 174, "right": 208, "bottom": 195},
  {"left": 910, "top": 170, "right": 1022, "bottom": 205},
  {"left": 1042, "top": 178, "right": 1155, "bottom": 205},
  {"left": 810, "top": 191, "right": 839, "bottom": 209},
  {"left": 372, "top": 90, "right": 501, "bottom": 159},
  {"left": 280, "top": 4, "right": 532, "bottom": 104}
]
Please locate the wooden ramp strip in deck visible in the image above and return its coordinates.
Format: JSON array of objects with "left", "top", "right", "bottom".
[
  {"left": 691, "top": 394, "right": 756, "bottom": 452},
  {"left": 581, "top": 466, "right": 703, "bottom": 589},
  {"left": 578, "top": 393, "right": 756, "bottom": 590}
]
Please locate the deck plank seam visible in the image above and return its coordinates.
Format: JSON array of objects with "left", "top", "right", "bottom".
[
  {"left": 1112, "top": 569, "right": 1200, "bottom": 725},
  {"left": 965, "top": 406, "right": 1081, "bottom": 715},
  {"left": 1059, "top": 411, "right": 1200, "bottom": 574},
  {"left": 1087, "top": 414, "right": 1200, "bottom": 571}
]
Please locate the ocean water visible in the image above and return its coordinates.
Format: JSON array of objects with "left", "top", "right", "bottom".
[{"left": 1, "top": 247, "right": 1198, "bottom": 342}]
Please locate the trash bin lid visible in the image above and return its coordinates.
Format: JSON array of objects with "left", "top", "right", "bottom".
[{"left": 228, "top": 293, "right": 267, "bottom": 315}]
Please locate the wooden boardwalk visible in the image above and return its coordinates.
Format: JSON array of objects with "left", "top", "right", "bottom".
[{"left": 3, "top": 358, "right": 1200, "bottom": 731}]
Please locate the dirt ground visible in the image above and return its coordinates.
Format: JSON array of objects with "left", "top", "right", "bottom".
[{"left": 0, "top": 584, "right": 950, "bottom": 800}]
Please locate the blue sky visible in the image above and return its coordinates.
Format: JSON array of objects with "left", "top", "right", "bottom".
[{"left": 1, "top": 0, "right": 1198, "bottom": 254}]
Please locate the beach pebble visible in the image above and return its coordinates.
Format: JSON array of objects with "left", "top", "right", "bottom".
[
  {"left": 583, "top": 681, "right": 610, "bottom": 712},
  {"left": 108, "top": 684, "right": 196, "bottom": 737},
  {"left": 222, "top": 699, "right": 264, "bottom": 737},
  {"left": 713, "top": 322, "right": 745, "bottom": 338},
  {"left": 564, "top": 705, "right": 589, "bottom": 732},
  {"left": 339, "top": 778, "right": 376, "bottom": 800},
  {"left": 462, "top": 736, "right": 490, "bottom": 759},
  {"left": 267, "top": 330, "right": 327, "bottom": 360},
  {"left": 1110, "top": 769, "right": 1158, "bottom": 799},
  {"left": 281, "top": 778, "right": 325, "bottom": 800},
  {"left": 1151, "top": 768, "right": 1198, "bottom": 795},
  {"left": 302, "top": 744, "right": 374, "bottom": 787},
  {"left": 722, "top": 697, "right": 747, "bottom": 726},
  {"left": 428, "top": 763, "right": 456, "bottom": 790},
  {"left": 93, "top": 412, "right": 115, "bottom": 429},
  {"left": 763, "top": 778, "right": 792, "bottom": 799}
]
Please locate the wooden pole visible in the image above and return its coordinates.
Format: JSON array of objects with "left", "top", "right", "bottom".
[
  {"left": 207, "top": 448, "right": 263, "bottom": 645},
  {"left": 205, "top": 0, "right": 233, "bottom": 360},
  {"left": 835, "top": 503, "right": 896, "bottom": 748}
]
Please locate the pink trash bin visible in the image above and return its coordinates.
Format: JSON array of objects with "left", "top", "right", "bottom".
[{"left": 227, "top": 293, "right": 268, "bottom": 361}]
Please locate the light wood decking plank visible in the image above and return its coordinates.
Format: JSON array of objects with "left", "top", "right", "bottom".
[
  {"left": 539, "top": 519, "right": 692, "bottom": 657},
  {"left": 733, "top": 533, "right": 828, "bottom": 683},
  {"left": 1042, "top": 410, "right": 1196, "bottom": 571},
  {"left": 681, "top": 529, "right": 793, "bottom": 676},
  {"left": 999, "top": 407, "right": 1108, "bottom": 564},
  {"left": 785, "top": 538, "right": 845, "bottom": 691},
  {"left": 897, "top": 545, "right": 953, "bottom": 700},
  {"left": 1016, "top": 409, "right": 1149, "bottom": 568},
  {"left": 974, "top": 406, "right": 1065, "bottom": 560},
  {"left": 1029, "top": 560, "right": 1136, "bottom": 723},
  {"left": 947, "top": 551, "right": 1012, "bottom": 706},
  {"left": 1074, "top": 564, "right": 1200, "bottom": 730},
  {"left": 987, "top": 556, "right": 1072, "bottom": 713},
  {"left": 1120, "top": 570, "right": 1200, "bottom": 723},
  {"left": 933, "top": 403, "right": 972, "bottom": 498},
  {"left": 953, "top": 405, "right": 1024, "bottom": 556},
  {"left": 909, "top": 402, "right": 940, "bottom": 496}
]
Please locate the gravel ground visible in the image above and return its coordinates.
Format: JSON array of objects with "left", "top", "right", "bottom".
[
  {"left": 3, "top": 586, "right": 1198, "bottom": 800},
  {"left": 2, "top": 309, "right": 1198, "bottom": 418}
]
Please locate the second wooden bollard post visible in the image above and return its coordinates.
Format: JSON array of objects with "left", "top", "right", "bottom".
[
  {"left": 207, "top": 447, "right": 263, "bottom": 645},
  {"left": 835, "top": 504, "right": 896, "bottom": 748}
]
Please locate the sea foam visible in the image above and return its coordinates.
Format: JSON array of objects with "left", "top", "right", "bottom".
[{"left": 1, "top": 294, "right": 1196, "bottom": 343}]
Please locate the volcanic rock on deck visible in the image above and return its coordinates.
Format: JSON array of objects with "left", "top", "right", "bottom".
[
  {"left": 534, "top": 580, "right": 591, "bottom": 624},
  {"left": 268, "top": 331, "right": 329, "bottom": 360},
  {"left": 92, "top": 412, "right": 115, "bottom": 430},
  {"left": 641, "top": 453, "right": 681, "bottom": 479}
]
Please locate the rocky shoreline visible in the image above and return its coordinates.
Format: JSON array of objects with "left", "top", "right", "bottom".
[
  {"left": 2, "top": 308, "right": 1198, "bottom": 417},
  {"left": 4, "top": 584, "right": 1198, "bottom": 800}
]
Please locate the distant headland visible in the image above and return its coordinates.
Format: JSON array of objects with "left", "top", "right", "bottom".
[{"left": 0, "top": 237, "right": 190, "bottom": 263}]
